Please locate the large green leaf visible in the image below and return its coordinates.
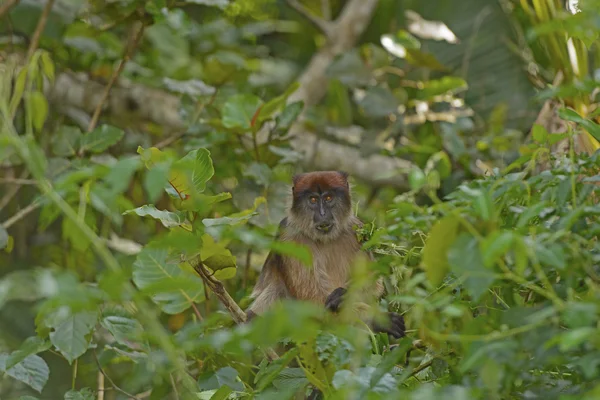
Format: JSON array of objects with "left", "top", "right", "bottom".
[
  {"left": 132, "top": 246, "right": 205, "bottom": 314},
  {"left": 222, "top": 93, "right": 264, "bottom": 130},
  {"left": 49, "top": 311, "right": 98, "bottom": 364},
  {"left": 448, "top": 233, "right": 495, "bottom": 302},
  {"left": 5, "top": 336, "right": 51, "bottom": 370},
  {"left": 170, "top": 148, "right": 215, "bottom": 199},
  {"left": 79, "top": 125, "right": 125, "bottom": 154},
  {"left": 0, "top": 354, "right": 49, "bottom": 393}
]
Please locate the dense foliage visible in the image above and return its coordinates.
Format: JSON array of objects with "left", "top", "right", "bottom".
[{"left": 1, "top": 0, "right": 600, "bottom": 399}]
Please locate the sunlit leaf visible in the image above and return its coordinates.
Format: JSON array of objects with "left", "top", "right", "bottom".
[
  {"left": 170, "top": 148, "right": 215, "bottom": 198},
  {"left": 199, "top": 234, "right": 237, "bottom": 280},
  {"left": 558, "top": 107, "right": 600, "bottom": 141}
]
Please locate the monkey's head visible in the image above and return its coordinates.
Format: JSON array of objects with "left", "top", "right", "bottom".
[{"left": 289, "top": 171, "right": 352, "bottom": 241}]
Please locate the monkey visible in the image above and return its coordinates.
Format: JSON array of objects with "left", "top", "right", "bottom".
[{"left": 245, "top": 170, "right": 405, "bottom": 339}]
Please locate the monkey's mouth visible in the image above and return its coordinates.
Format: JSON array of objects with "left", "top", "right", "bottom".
[{"left": 316, "top": 223, "right": 334, "bottom": 233}]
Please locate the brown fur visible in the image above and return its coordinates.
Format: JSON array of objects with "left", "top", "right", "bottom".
[{"left": 247, "top": 171, "right": 384, "bottom": 316}]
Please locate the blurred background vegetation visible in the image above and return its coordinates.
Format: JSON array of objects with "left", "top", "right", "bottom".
[{"left": 1, "top": 0, "right": 600, "bottom": 399}]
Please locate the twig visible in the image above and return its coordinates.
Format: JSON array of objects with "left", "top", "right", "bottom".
[
  {"left": 97, "top": 371, "right": 105, "bottom": 400},
  {"left": 408, "top": 359, "right": 434, "bottom": 378},
  {"left": 0, "top": 170, "right": 30, "bottom": 211},
  {"left": 1, "top": 200, "right": 41, "bottom": 229},
  {"left": 190, "top": 303, "right": 203, "bottom": 321},
  {"left": 26, "top": 0, "right": 55, "bottom": 60},
  {"left": 85, "top": 22, "right": 146, "bottom": 136},
  {"left": 155, "top": 131, "right": 185, "bottom": 149},
  {"left": 0, "top": 0, "right": 20, "bottom": 20},
  {"left": 93, "top": 352, "right": 139, "bottom": 399},
  {"left": 0, "top": 177, "right": 36, "bottom": 185},
  {"left": 286, "top": 0, "right": 331, "bottom": 36},
  {"left": 191, "top": 259, "right": 279, "bottom": 361}
]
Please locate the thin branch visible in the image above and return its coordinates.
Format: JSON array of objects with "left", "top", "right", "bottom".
[
  {"left": 0, "top": 177, "right": 36, "bottom": 185},
  {"left": 85, "top": 22, "right": 146, "bottom": 136},
  {"left": 0, "top": 170, "right": 30, "bottom": 211},
  {"left": 0, "top": 0, "right": 20, "bottom": 20},
  {"left": 286, "top": 0, "right": 331, "bottom": 36},
  {"left": 93, "top": 352, "right": 139, "bottom": 400},
  {"left": 26, "top": 0, "right": 55, "bottom": 60},
  {"left": 1, "top": 200, "right": 41, "bottom": 229},
  {"left": 191, "top": 259, "right": 279, "bottom": 361}
]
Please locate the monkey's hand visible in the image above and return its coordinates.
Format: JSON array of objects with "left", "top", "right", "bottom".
[
  {"left": 325, "top": 287, "right": 347, "bottom": 313},
  {"left": 372, "top": 312, "right": 405, "bottom": 339}
]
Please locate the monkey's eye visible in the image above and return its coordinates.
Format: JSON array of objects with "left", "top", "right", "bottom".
[
  {"left": 309, "top": 197, "right": 318, "bottom": 204},
  {"left": 324, "top": 195, "right": 333, "bottom": 202}
]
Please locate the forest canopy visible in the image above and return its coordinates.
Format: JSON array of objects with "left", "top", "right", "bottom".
[{"left": 1, "top": 0, "right": 600, "bottom": 399}]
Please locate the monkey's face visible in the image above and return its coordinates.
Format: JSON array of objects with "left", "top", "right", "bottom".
[{"left": 290, "top": 171, "right": 352, "bottom": 241}]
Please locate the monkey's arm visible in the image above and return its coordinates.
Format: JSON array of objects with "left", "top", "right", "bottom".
[{"left": 246, "top": 218, "right": 290, "bottom": 320}]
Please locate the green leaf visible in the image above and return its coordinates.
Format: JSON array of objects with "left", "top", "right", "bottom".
[
  {"left": 558, "top": 108, "right": 600, "bottom": 141},
  {"left": 79, "top": 125, "right": 125, "bottom": 154},
  {"left": 170, "top": 148, "right": 215, "bottom": 198},
  {"left": 0, "top": 354, "right": 49, "bottom": 393},
  {"left": 222, "top": 93, "right": 264, "bottom": 130},
  {"left": 448, "top": 233, "right": 495, "bottom": 302},
  {"left": 29, "top": 91, "right": 48, "bottom": 132},
  {"left": 422, "top": 215, "right": 460, "bottom": 286},
  {"left": 274, "top": 101, "right": 304, "bottom": 133},
  {"left": 198, "top": 366, "right": 244, "bottom": 391},
  {"left": 137, "top": 146, "right": 171, "bottom": 169},
  {"left": 202, "top": 196, "right": 266, "bottom": 227},
  {"left": 132, "top": 246, "right": 205, "bottom": 314},
  {"left": 257, "top": 82, "right": 300, "bottom": 122},
  {"left": 144, "top": 162, "right": 170, "bottom": 203},
  {"left": 357, "top": 86, "right": 399, "bottom": 118},
  {"left": 533, "top": 242, "right": 566, "bottom": 270},
  {"left": 480, "top": 231, "right": 517, "bottom": 268},
  {"left": 408, "top": 167, "right": 426, "bottom": 191},
  {"left": 100, "top": 312, "right": 144, "bottom": 345},
  {"left": 557, "top": 327, "right": 595, "bottom": 351},
  {"left": 5, "top": 336, "right": 51, "bottom": 370},
  {"left": 270, "top": 241, "right": 312, "bottom": 267},
  {"left": 40, "top": 51, "right": 55, "bottom": 82},
  {"left": 64, "top": 388, "right": 95, "bottom": 400},
  {"left": 209, "top": 386, "right": 233, "bottom": 400},
  {"left": 561, "top": 302, "right": 598, "bottom": 329},
  {"left": 49, "top": 311, "right": 98, "bottom": 364},
  {"left": 272, "top": 368, "right": 309, "bottom": 393},
  {"left": 104, "top": 156, "right": 141, "bottom": 194},
  {"left": 416, "top": 76, "right": 468, "bottom": 100},
  {"left": 532, "top": 124, "right": 548, "bottom": 143},
  {"left": 200, "top": 234, "right": 237, "bottom": 281},
  {"left": 52, "top": 126, "right": 82, "bottom": 157},
  {"left": 123, "top": 205, "right": 190, "bottom": 229}
]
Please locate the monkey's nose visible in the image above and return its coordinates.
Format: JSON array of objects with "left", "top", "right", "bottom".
[{"left": 316, "top": 223, "right": 333, "bottom": 232}]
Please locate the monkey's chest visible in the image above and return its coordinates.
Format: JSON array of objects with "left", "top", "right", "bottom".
[{"left": 286, "top": 239, "right": 361, "bottom": 303}]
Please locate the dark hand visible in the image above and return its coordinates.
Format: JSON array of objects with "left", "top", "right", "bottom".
[
  {"left": 372, "top": 312, "right": 405, "bottom": 339},
  {"left": 325, "top": 287, "right": 347, "bottom": 313}
]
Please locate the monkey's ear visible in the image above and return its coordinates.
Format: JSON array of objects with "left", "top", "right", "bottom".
[{"left": 337, "top": 171, "right": 349, "bottom": 185}]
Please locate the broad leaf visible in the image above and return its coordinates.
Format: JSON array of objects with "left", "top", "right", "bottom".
[
  {"left": 132, "top": 246, "right": 205, "bottom": 314},
  {"left": 79, "top": 125, "right": 125, "bottom": 153},
  {"left": 558, "top": 107, "right": 600, "bottom": 141},
  {"left": 0, "top": 354, "right": 49, "bottom": 393},
  {"left": 123, "top": 205, "right": 190, "bottom": 229},
  {"left": 49, "top": 311, "right": 98, "bottom": 364},
  {"left": 5, "top": 336, "right": 51, "bottom": 370},
  {"left": 52, "top": 126, "right": 81, "bottom": 157},
  {"left": 222, "top": 94, "right": 264, "bottom": 130},
  {"left": 170, "top": 148, "right": 215, "bottom": 199},
  {"left": 64, "top": 388, "right": 95, "bottom": 400},
  {"left": 448, "top": 233, "right": 495, "bottom": 302}
]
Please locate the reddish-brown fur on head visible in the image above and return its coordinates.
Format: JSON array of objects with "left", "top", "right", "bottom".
[{"left": 292, "top": 171, "right": 349, "bottom": 194}]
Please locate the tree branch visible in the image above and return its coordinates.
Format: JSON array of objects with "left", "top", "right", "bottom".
[
  {"left": 0, "top": 0, "right": 19, "bottom": 20},
  {"left": 86, "top": 22, "right": 145, "bottom": 135},
  {"left": 286, "top": 0, "right": 331, "bottom": 36},
  {"left": 191, "top": 258, "right": 279, "bottom": 361},
  {"left": 26, "top": 0, "right": 55, "bottom": 60}
]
